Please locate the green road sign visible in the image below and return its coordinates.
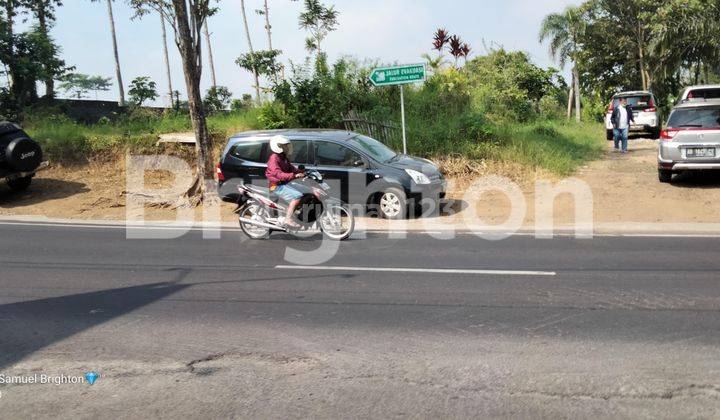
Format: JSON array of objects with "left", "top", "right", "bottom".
[{"left": 369, "top": 64, "right": 426, "bottom": 87}]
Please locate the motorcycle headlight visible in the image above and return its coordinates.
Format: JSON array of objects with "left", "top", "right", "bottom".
[{"left": 405, "top": 169, "right": 431, "bottom": 185}]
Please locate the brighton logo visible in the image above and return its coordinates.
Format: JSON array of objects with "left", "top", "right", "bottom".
[{"left": 85, "top": 371, "right": 100, "bottom": 385}]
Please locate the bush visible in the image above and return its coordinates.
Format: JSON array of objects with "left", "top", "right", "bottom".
[
  {"left": 204, "top": 86, "right": 233, "bottom": 114},
  {"left": 257, "top": 102, "right": 295, "bottom": 129}
]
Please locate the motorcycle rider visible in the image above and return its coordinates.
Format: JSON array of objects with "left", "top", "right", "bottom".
[{"left": 266, "top": 135, "right": 305, "bottom": 228}]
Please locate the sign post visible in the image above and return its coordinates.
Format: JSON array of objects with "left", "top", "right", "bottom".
[{"left": 369, "top": 63, "right": 426, "bottom": 154}]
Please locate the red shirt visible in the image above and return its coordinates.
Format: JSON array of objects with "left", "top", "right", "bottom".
[{"left": 266, "top": 153, "right": 301, "bottom": 187}]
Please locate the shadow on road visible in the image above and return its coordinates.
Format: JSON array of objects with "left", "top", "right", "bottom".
[
  {"left": 0, "top": 178, "right": 89, "bottom": 207},
  {"left": 0, "top": 279, "right": 190, "bottom": 370},
  {"left": 671, "top": 170, "right": 720, "bottom": 189}
]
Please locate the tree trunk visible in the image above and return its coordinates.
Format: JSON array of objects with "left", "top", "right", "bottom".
[
  {"left": 566, "top": 85, "right": 574, "bottom": 120},
  {"left": 573, "top": 65, "right": 581, "bottom": 122},
  {"left": 106, "top": 0, "right": 125, "bottom": 106},
  {"left": 263, "top": 0, "right": 272, "bottom": 50},
  {"left": 637, "top": 22, "right": 647, "bottom": 91},
  {"left": 171, "top": 0, "right": 213, "bottom": 201},
  {"left": 203, "top": 21, "right": 217, "bottom": 88},
  {"left": 36, "top": 4, "right": 55, "bottom": 99},
  {"left": 240, "top": 0, "right": 261, "bottom": 103},
  {"left": 160, "top": 10, "right": 173, "bottom": 108},
  {"left": 4, "top": 0, "right": 22, "bottom": 118}
]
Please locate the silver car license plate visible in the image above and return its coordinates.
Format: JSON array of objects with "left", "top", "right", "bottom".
[{"left": 686, "top": 147, "right": 716, "bottom": 158}]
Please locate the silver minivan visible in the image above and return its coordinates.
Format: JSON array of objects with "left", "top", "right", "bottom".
[
  {"left": 658, "top": 99, "right": 720, "bottom": 183},
  {"left": 605, "top": 91, "right": 661, "bottom": 140}
]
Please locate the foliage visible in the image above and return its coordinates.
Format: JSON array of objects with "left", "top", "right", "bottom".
[
  {"left": 203, "top": 85, "right": 232, "bottom": 113},
  {"left": 0, "top": 24, "right": 71, "bottom": 117},
  {"left": 293, "top": 0, "right": 338, "bottom": 54},
  {"left": 128, "top": 76, "right": 158, "bottom": 106},
  {"left": 257, "top": 101, "right": 295, "bottom": 129},
  {"left": 464, "top": 50, "right": 564, "bottom": 122},
  {"left": 58, "top": 73, "right": 112, "bottom": 99},
  {"left": 235, "top": 49, "right": 282, "bottom": 82},
  {"left": 230, "top": 94, "right": 254, "bottom": 111},
  {"left": 272, "top": 55, "right": 378, "bottom": 128}
]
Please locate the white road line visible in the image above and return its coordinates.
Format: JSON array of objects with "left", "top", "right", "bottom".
[{"left": 275, "top": 265, "right": 556, "bottom": 277}]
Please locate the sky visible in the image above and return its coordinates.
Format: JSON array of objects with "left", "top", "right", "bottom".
[{"left": 36, "top": 0, "right": 581, "bottom": 105}]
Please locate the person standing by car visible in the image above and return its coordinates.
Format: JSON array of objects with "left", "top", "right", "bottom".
[
  {"left": 611, "top": 97, "right": 634, "bottom": 153},
  {"left": 266, "top": 135, "right": 305, "bottom": 228}
]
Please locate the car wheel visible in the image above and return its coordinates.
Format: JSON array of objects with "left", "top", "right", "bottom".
[
  {"left": 378, "top": 187, "right": 407, "bottom": 220},
  {"left": 658, "top": 169, "right": 673, "bottom": 183},
  {"left": 7, "top": 176, "right": 32, "bottom": 192},
  {"left": 606, "top": 129, "right": 614, "bottom": 141}
]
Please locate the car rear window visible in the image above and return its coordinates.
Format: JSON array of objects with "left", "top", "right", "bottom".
[
  {"left": 614, "top": 95, "right": 653, "bottom": 108},
  {"left": 667, "top": 106, "right": 720, "bottom": 129},
  {"left": 231, "top": 141, "right": 265, "bottom": 162},
  {"left": 686, "top": 88, "right": 720, "bottom": 100}
]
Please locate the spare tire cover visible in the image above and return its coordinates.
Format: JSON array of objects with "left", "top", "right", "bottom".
[{"left": 5, "top": 137, "right": 43, "bottom": 172}]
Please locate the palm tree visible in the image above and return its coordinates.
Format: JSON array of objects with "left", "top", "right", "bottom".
[
  {"left": 240, "top": 0, "right": 261, "bottom": 103},
  {"left": 203, "top": 20, "right": 217, "bottom": 88},
  {"left": 159, "top": 9, "right": 173, "bottom": 107},
  {"left": 448, "top": 35, "right": 464, "bottom": 68},
  {"left": 262, "top": 0, "right": 273, "bottom": 50},
  {"left": 92, "top": 0, "right": 125, "bottom": 105},
  {"left": 539, "top": 6, "right": 584, "bottom": 122}
]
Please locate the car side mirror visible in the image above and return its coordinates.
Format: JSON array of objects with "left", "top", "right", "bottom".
[{"left": 353, "top": 160, "right": 366, "bottom": 168}]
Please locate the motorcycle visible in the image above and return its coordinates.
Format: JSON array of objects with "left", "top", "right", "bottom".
[{"left": 235, "top": 169, "right": 355, "bottom": 241}]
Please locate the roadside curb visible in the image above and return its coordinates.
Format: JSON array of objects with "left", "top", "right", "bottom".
[{"left": 3, "top": 215, "right": 720, "bottom": 237}]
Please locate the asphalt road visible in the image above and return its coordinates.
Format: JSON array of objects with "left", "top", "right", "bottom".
[{"left": 1, "top": 222, "right": 719, "bottom": 418}]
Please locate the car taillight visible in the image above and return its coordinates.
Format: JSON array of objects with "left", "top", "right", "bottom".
[
  {"left": 216, "top": 162, "right": 225, "bottom": 182},
  {"left": 660, "top": 129, "right": 679, "bottom": 141},
  {"left": 645, "top": 98, "right": 656, "bottom": 112}
]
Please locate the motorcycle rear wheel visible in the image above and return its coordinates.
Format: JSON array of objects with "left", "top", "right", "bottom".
[{"left": 239, "top": 203, "right": 271, "bottom": 240}]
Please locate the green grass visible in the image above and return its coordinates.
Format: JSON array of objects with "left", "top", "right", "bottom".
[
  {"left": 495, "top": 121, "right": 605, "bottom": 175},
  {"left": 23, "top": 109, "right": 263, "bottom": 163},
  {"left": 23, "top": 108, "right": 604, "bottom": 176}
]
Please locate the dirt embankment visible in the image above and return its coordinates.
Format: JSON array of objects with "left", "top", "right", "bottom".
[{"left": 1, "top": 139, "right": 719, "bottom": 227}]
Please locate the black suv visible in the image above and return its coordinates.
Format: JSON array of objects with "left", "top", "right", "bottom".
[
  {"left": 0, "top": 122, "right": 44, "bottom": 192},
  {"left": 217, "top": 129, "right": 446, "bottom": 219}
]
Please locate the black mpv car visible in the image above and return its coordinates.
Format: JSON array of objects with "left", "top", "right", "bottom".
[{"left": 217, "top": 129, "right": 446, "bottom": 219}]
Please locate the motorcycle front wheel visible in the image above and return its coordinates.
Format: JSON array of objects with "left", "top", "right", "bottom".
[
  {"left": 239, "top": 203, "right": 271, "bottom": 240},
  {"left": 319, "top": 203, "right": 355, "bottom": 241}
]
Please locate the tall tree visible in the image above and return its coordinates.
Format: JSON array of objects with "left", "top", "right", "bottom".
[
  {"left": 257, "top": 0, "right": 272, "bottom": 50},
  {"left": 1, "top": 0, "right": 21, "bottom": 96},
  {"left": 29, "top": 0, "right": 62, "bottom": 98},
  {"left": 240, "top": 0, "right": 260, "bottom": 102},
  {"left": 539, "top": 6, "right": 584, "bottom": 122},
  {"left": 203, "top": 20, "right": 216, "bottom": 87},
  {"left": 159, "top": 8, "right": 173, "bottom": 106},
  {"left": 130, "top": 0, "right": 216, "bottom": 202},
  {"left": 296, "top": 0, "right": 338, "bottom": 55},
  {"left": 91, "top": 0, "right": 125, "bottom": 105}
]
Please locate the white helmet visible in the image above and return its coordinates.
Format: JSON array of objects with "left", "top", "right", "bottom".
[{"left": 270, "top": 135, "right": 291, "bottom": 154}]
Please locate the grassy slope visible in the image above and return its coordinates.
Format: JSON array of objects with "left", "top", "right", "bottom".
[{"left": 24, "top": 112, "right": 603, "bottom": 176}]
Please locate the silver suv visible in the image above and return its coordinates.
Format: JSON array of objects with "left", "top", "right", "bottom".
[
  {"left": 658, "top": 98, "right": 720, "bottom": 183},
  {"left": 605, "top": 91, "right": 661, "bottom": 140},
  {"left": 678, "top": 85, "right": 720, "bottom": 103}
]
